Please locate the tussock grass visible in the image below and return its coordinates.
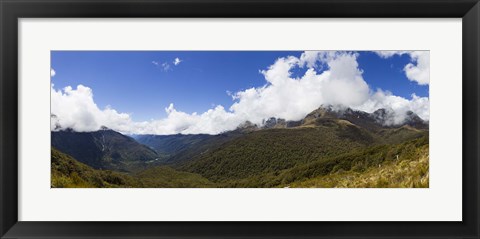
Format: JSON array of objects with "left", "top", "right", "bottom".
[{"left": 289, "top": 145, "right": 429, "bottom": 188}]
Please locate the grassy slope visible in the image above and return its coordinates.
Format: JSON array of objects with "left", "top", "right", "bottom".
[
  {"left": 51, "top": 147, "right": 142, "bottom": 188},
  {"left": 289, "top": 143, "right": 429, "bottom": 188},
  {"left": 51, "top": 147, "right": 214, "bottom": 188},
  {"left": 136, "top": 166, "right": 215, "bottom": 188},
  {"left": 221, "top": 136, "right": 428, "bottom": 188}
]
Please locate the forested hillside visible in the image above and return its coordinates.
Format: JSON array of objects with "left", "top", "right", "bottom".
[{"left": 52, "top": 106, "right": 429, "bottom": 188}]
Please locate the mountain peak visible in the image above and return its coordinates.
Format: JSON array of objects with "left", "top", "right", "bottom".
[
  {"left": 262, "top": 117, "right": 287, "bottom": 129},
  {"left": 403, "top": 111, "right": 428, "bottom": 129},
  {"left": 100, "top": 126, "right": 110, "bottom": 131},
  {"left": 303, "top": 105, "right": 428, "bottom": 130},
  {"left": 236, "top": 121, "right": 259, "bottom": 132},
  {"left": 235, "top": 105, "right": 428, "bottom": 135},
  {"left": 304, "top": 104, "right": 337, "bottom": 121}
]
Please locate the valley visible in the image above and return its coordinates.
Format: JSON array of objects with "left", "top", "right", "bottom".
[{"left": 51, "top": 106, "right": 429, "bottom": 188}]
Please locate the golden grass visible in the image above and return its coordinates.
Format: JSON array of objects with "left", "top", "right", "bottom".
[{"left": 289, "top": 145, "right": 429, "bottom": 188}]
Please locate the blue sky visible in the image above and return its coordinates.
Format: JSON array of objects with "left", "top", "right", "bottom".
[
  {"left": 51, "top": 51, "right": 428, "bottom": 122},
  {"left": 357, "top": 52, "right": 428, "bottom": 97}
]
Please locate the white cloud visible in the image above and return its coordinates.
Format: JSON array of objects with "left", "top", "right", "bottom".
[
  {"left": 145, "top": 104, "right": 242, "bottom": 135},
  {"left": 229, "top": 52, "right": 370, "bottom": 124},
  {"left": 173, "top": 57, "right": 182, "bottom": 66},
  {"left": 161, "top": 62, "right": 171, "bottom": 71},
  {"left": 375, "top": 51, "right": 410, "bottom": 59},
  {"left": 51, "top": 51, "right": 429, "bottom": 135},
  {"left": 404, "top": 51, "right": 429, "bottom": 85},
  {"left": 50, "top": 68, "right": 56, "bottom": 77},
  {"left": 374, "top": 51, "right": 430, "bottom": 85},
  {"left": 50, "top": 84, "right": 244, "bottom": 135},
  {"left": 152, "top": 61, "right": 171, "bottom": 71},
  {"left": 356, "top": 90, "right": 429, "bottom": 125},
  {"left": 153, "top": 57, "right": 182, "bottom": 72},
  {"left": 51, "top": 84, "right": 133, "bottom": 132}
]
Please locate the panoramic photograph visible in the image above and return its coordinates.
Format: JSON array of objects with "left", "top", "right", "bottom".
[{"left": 50, "top": 50, "right": 429, "bottom": 188}]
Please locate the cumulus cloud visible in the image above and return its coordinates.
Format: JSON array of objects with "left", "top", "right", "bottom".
[
  {"left": 173, "top": 57, "right": 182, "bottom": 66},
  {"left": 356, "top": 90, "right": 429, "bottom": 125},
  {"left": 404, "top": 51, "right": 429, "bottom": 85},
  {"left": 50, "top": 84, "right": 244, "bottom": 134},
  {"left": 141, "top": 104, "right": 242, "bottom": 135},
  {"left": 228, "top": 52, "right": 370, "bottom": 124},
  {"left": 50, "top": 68, "right": 56, "bottom": 77},
  {"left": 51, "top": 84, "right": 134, "bottom": 132},
  {"left": 51, "top": 51, "right": 429, "bottom": 135},
  {"left": 374, "top": 51, "right": 430, "bottom": 85}
]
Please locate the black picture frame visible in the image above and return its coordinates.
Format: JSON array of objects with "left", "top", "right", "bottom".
[{"left": 1, "top": 0, "right": 479, "bottom": 238}]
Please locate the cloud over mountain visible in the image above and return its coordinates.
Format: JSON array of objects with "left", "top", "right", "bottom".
[{"left": 51, "top": 51, "right": 429, "bottom": 135}]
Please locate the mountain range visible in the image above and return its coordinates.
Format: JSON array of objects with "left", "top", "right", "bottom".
[{"left": 51, "top": 106, "right": 429, "bottom": 188}]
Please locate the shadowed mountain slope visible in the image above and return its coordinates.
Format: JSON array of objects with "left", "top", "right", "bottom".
[{"left": 51, "top": 128, "right": 159, "bottom": 172}]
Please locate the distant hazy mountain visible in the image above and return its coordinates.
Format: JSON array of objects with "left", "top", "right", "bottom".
[
  {"left": 51, "top": 127, "right": 159, "bottom": 172},
  {"left": 134, "top": 130, "right": 247, "bottom": 165},
  {"left": 134, "top": 134, "right": 214, "bottom": 157}
]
